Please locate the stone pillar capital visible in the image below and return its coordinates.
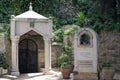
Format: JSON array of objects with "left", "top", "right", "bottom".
[
  {"left": 10, "top": 36, "right": 20, "bottom": 41},
  {"left": 11, "top": 15, "right": 15, "bottom": 19},
  {"left": 11, "top": 16, "right": 15, "bottom": 21},
  {"left": 11, "top": 36, "right": 20, "bottom": 44},
  {"left": 43, "top": 37, "right": 50, "bottom": 41},
  {"left": 10, "top": 16, "right": 16, "bottom": 36},
  {"left": 43, "top": 37, "right": 52, "bottom": 44}
]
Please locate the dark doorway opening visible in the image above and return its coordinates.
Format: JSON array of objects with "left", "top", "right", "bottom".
[{"left": 19, "top": 39, "right": 38, "bottom": 73}]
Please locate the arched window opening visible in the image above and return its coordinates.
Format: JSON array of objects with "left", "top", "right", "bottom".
[{"left": 80, "top": 34, "right": 90, "bottom": 45}]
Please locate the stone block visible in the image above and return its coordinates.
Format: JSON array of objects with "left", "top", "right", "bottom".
[{"left": 73, "top": 72, "right": 98, "bottom": 80}]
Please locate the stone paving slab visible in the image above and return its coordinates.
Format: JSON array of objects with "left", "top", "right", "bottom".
[
  {"left": 113, "top": 72, "right": 120, "bottom": 80},
  {"left": 0, "top": 72, "right": 62, "bottom": 80},
  {"left": 3, "top": 72, "right": 120, "bottom": 80},
  {"left": 16, "top": 73, "right": 61, "bottom": 80},
  {"left": 0, "top": 78, "right": 10, "bottom": 80}
]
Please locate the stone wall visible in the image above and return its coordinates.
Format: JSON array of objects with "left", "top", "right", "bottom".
[
  {"left": 0, "top": 30, "right": 120, "bottom": 72},
  {"left": 98, "top": 31, "right": 120, "bottom": 70},
  {"left": 0, "top": 35, "right": 6, "bottom": 53},
  {"left": 59, "top": 25, "right": 120, "bottom": 72},
  {"left": 52, "top": 43, "right": 63, "bottom": 68},
  {"left": 62, "top": 25, "right": 120, "bottom": 71},
  {"left": 0, "top": 35, "right": 11, "bottom": 72}
]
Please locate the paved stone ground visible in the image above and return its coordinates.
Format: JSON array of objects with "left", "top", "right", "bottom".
[
  {"left": 0, "top": 72, "right": 62, "bottom": 80},
  {"left": 0, "top": 72, "right": 120, "bottom": 80},
  {"left": 113, "top": 72, "right": 120, "bottom": 80}
]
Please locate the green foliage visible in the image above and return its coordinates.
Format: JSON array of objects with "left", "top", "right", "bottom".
[
  {"left": 0, "top": 0, "right": 119, "bottom": 33},
  {"left": 0, "top": 24, "right": 10, "bottom": 36},
  {"left": 61, "top": 42, "right": 72, "bottom": 55},
  {"left": 72, "top": 0, "right": 120, "bottom": 32},
  {"left": 74, "top": 12, "right": 86, "bottom": 27},
  {"left": 53, "top": 17, "right": 61, "bottom": 31},
  {"left": 52, "top": 17, "right": 77, "bottom": 42},
  {"left": 58, "top": 39, "right": 73, "bottom": 67},
  {"left": 0, "top": 0, "right": 60, "bottom": 23},
  {"left": 64, "top": 25, "right": 79, "bottom": 35},
  {"left": 58, "top": 54, "right": 69, "bottom": 66},
  {"left": 102, "top": 59, "right": 112, "bottom": 67},
  {"left": 61, "top": 62, "right": 71, "bottom": 67},
  {"left": 0, "top": 0, "right": 13, "bottom": 23},
  {"left": 0, "top": 53, "right": 8, "bottom": 69},
  {"left": 53, "top": 17, "right": 75, "bottom": 30},
  {"left": 58, "top": 41, "right": 73, "bottom": 67},
  {"left": 52, "top": 29, "right": 64, "bottom": 42}
]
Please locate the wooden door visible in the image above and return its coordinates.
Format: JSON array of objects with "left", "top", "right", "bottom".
[{"left": 19, "top": 39, "right": 38, "bottom": 73}]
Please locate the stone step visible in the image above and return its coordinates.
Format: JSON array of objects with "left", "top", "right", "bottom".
[{"left": 113, "top": 72, "right": 120, "bottom": 80}]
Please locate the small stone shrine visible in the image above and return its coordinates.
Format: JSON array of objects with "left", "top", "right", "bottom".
[
  {"left": 74, "top": 27, "right": 98, "bottom": 80},
  {"left": 10, "top": 3, "right": 53, "bottom": 76}
]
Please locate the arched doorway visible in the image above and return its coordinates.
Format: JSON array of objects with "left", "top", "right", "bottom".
[
  {"left": 10, "top": 3, "right": 52, "bottom": 75},
  {"left": 19, "top": 39, "right": 38, "bottom": 73}
]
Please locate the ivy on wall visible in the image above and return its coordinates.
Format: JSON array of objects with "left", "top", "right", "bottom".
[{"left": 0, "top": 24, "right": 10, "bottom": 36}]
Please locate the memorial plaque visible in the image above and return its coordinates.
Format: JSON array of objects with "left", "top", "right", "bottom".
[
  {"left": 80, "top": 52, "right": 92, "bottom": 58},
  {"left": 77, "top": 60, "right": 93, "bottom": 72}
]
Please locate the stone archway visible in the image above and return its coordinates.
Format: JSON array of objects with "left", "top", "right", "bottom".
[
  {"left": 19, "top": 39, "right": 38, "bottom": 73},
  {"left": 10, "top": 3, "right": 53, "bottom": 76}
]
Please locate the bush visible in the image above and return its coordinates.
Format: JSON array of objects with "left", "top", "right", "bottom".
[
  {"left": 58, "top": 54, "right": 69, "bottom": 66},
  {"left": 102, "top": 59, "right": 112, "bottom": 67},
  {"left": 0, "top": 53, "right": 8, "bottom": 69},
  {"left": 52, "top": 29, "right": 64, "bottom": 42}
]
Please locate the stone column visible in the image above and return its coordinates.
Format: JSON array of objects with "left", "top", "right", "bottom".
[
  {"left": 74, "top": 33, "right": 78, "bottom": 71},
  {"left": 43, "top": 37, "right": 52, "bottom": 74},
  {"left": 10, "top": 15, "right": 15, "bottom": 36},
  {"left": 11, "top": 36, "right": 20, "bottom": 76}
]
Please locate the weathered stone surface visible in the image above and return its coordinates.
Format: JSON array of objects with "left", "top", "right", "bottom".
[
  {"left": 74, "top": 28, "right": 98, "bottom": 73},
  {"left": 51, "top": 44, "right": 62, "bottom": 67},
  {"left": 98, "top": 31, "right": 120, "bottom": 70},
  {"left": 0, "top": 35, "right": 6, "bottom": 53},
  {"left": 0, "top": 27, "right": 120, "bottom": 76},
  {"left": 74, "top": 72, "right": 98, "bottom": 80},
  {"left": 0, "top": 35, "right": 11, "bottom": 72}
]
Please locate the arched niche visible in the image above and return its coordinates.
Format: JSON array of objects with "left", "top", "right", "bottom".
[
  {"left": 78, "top": 30, "right": 93, "bottom": 47},
  {"left": 74, "top": 28, "right": 98, "bottom": 73}
]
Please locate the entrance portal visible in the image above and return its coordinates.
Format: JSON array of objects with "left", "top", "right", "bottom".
[{"left": 19, "top": 39, "right": 38, "bottom": 73}]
